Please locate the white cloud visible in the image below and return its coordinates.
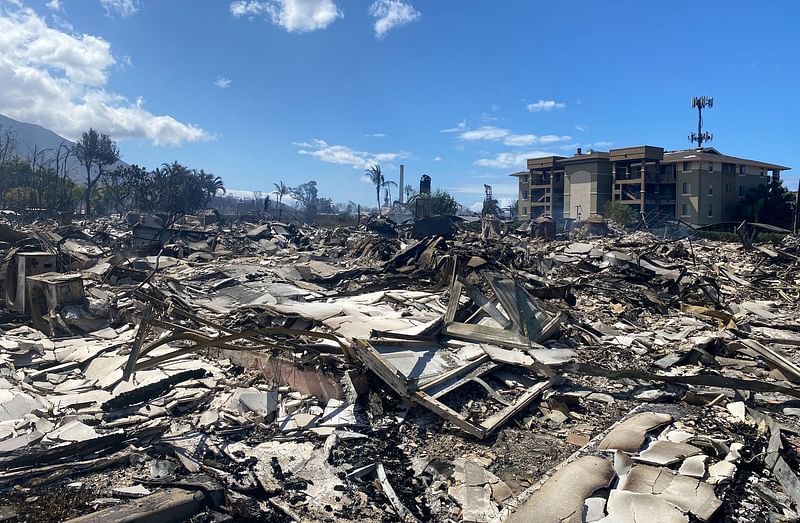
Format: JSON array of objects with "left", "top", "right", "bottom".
[
  {"left": 45, "top": 0, "right": 61, "bottom": 10},
  {"left": 214, "top": 76, "right": 232, "bottom": 88},
  {"left": 369, "top": 0, "right": 420, "bottom": 38},
  {"left": 230, "top": 0, "right": 342, "bottom": 33},
  {"left": 294, "top": 138, "right": 407, "bottom": 169},
  {"left": 0, "top": 6, "right": 209, "bottom": 145},
  {"left": 100, "top": 0, "right": 140, "bottom": 18},
  {"left": 440, "top": 119, "right": 467, "bottom": 133},
  {"left": 119, "top": 54, "right": 133, "bottom": 70},
  {"left": 527, "top": 99, "right": 566, "bottom": 112},
  {"left": 503, "top": 134, "right": 536, "bottom": 146},
  {"left": 366, "top": 132, "right": 385, "bottom": 138},
  {"left": 575, "top": 125, "right": 586, "bottom": 132},
  {"left": 459, "top": 125, "right": 509, "bottom": 141},
  {"left": 458, "top": 127, "right": 571, "bottom": 147},
  {"left": 229, "top": 0, "right": 265, "bottom": 16},
  {"left": 538, "top": 134, "right": 571, "bottom": 144},
  {"left": 433, "top": 156, "right": 442, "bottom": 161},
  {"left": 475, "top": 150, "right": 553, "bottom": 169}
]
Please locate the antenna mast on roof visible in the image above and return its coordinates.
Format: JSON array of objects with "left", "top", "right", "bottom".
[{"left": 689, "top": 96, "right": 713, "bottom": 148}]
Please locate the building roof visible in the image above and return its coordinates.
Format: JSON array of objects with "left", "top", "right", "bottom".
[
  {"left": 609, "top": 145, "right": 665, "bottom": 162},
  {"left": 527, "top": 155, "right": 566, "bottom": 170},
  {"left": 509, "top": 171, "right": 529, "bottom": 177},
  {"left": 558, "top": 150, "right": 610, "bottom": 163},
  {"left": 663, "top": 148, "right": 790, "bottom": 170}
]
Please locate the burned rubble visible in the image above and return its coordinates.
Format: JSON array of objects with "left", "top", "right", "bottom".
[{"left": 1, "top": 212, "right": 800, "bottom": 522}]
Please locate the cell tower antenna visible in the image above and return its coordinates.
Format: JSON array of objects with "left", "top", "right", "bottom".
[
  {"left": 484, "top": 184, "right": 493, "bottom": 200},
  {"left": 689, "top": 96, "right": 713, "bottom": 148}
]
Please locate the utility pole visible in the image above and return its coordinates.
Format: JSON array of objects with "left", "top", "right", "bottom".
[
  {"left": 794, "top": 178, "right": 799, "bottom": 235},
  {"left": 689, "top": 96, "right": 714, "bottom": 148}
]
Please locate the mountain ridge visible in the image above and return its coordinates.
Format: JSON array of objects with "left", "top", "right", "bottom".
[{"left": 0, "top": 113, "right": 127, "bottom": 184}]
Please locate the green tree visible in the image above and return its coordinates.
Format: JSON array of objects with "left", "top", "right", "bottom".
[
  {"left": 604, "top": 200, "right": 638, "bottom": 227},
  {"left": 290, "top": 180, "right": 319, "bottom": 222},
  {"left": 3, "top": 187, "right": 35, "bottom": 211},
  {"left": 197, "top": 169, "right": 225, "bottom": 207},
  {"left": 404, "top": 184, "right": 416, "bottom": 202},
  {"left": 482, "top": 197, "right": 500, "bottom": 216},
  {"left": 318, "top": 197, "right": 335, "bottom": 214},
  {"left": 737, "top": 180, "right": 793, "bottom": 228},
  {"left": 74, "top": 129, "right": 120, "bottom": 216},
  {"left": 365, "top": 164, "right": 383, "bottom": 211},
  {"left": 414, "top": 189, "right": 459, "bottom": 218}
]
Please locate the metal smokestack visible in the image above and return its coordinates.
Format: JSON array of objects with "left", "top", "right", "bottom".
[{"left": 399, "top": 164, "right": 405, "bottom": 204}]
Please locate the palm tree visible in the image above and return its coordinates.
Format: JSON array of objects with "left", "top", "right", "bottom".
[
  {"left": 365, "top": 164, "right": 383, "bottom": 211},
  {"left": 381, "top": 179, "right": 397, "bottom": 207},
  {"left": 404, "top": 184, "right": 415, "bottom": 202},
  {"left": 273, "top": 181, "right": 289, "bottom": 219},
  {"left": 197, "top": 169, "right": 225, "bottom": 207}
]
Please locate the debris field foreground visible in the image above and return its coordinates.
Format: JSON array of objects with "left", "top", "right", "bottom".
[{"left": 1, "top": 214, "right": 800, "bottom": 522}]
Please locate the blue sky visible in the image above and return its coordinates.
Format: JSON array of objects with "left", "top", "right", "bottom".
[{"left": 1, "top": 0, "right": 798, "bottom": 210}]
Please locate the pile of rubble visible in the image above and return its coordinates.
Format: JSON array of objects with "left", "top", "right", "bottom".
[{"left": 1, "top": 212, "right": 800, "bottom": 522}]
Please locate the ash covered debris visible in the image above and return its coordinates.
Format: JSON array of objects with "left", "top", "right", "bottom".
[{"left": 1, "top": 212, "right": 800, "bottom": 522}]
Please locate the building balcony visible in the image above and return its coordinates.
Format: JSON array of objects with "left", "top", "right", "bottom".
[{"left": 646, "top": 173, "right": 676, "bottom": 184}]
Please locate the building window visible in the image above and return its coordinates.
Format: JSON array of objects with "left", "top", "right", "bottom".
[
  {"left": 682, "top": 161, "right": 692, "bottom": 172},
  {"left": 725, "top": 204, "right": 732, "bottom": 215},
  {"left": 523, "top": 206, "right": 528, "bottom": 215},
  {"left": 760, "top": 168, "right": 766, "bottom": 177},
  {"left": 708, "top": 162, "right": 714, "bottom": 172},
  {"left": 682, "top": 182, "right": 691, "bottom": 195},
  {"left": 739, "top": 165, "right": 745, "bottom": 175},
  {"left": 707, "top": 205, "right": 713, "bottom": 217},
  {"left": 522, "top": 175, "right": 528, "bottom": 183},
  {"left": 739, "top": 185, "right": 744, "bottom": 197},
  {"left": 522, "top": 190, "right": 528, "bottom": 199},
  {"left": 708, "top": 185, "right": 713, "bottom": 196},
  {"left": 725, "top": 183, "right": 731, "bottom": 193},
  {"left": 681, "top": 203, "right": 690, "bottom": 216}
]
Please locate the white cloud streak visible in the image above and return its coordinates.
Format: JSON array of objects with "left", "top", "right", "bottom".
[
  {"left": 214, "top": 76, "right": 232, "bottom": 88},
  {"left": 294, "top": 139, "right": 408, "bottom": 169},
  {"left": 45, "top": 0, "right": 61, "bottom": 10},
  {"left": 475, "top": 150, "right": 553, "bottom": 169},
  {"left": 458, "top": 126, "right": 570, "bottom": 147},
  {"left": 100, "top": 0, "right": 140, "bottom": 18},
  {"left": 440, "top": 119, "right": 467, "bottom": 133},
  {"left": 369, "top": 0, "right": 420, "bottom": 38},
  {"left": 459, "top": 125, "right": 509, "bottom": 142},
  {"left": 0, "top": 6, "right": 209, "bottom": 145},
  {"left": 230, "top": 0, "right": 342, "bottom": 33},
  {"left": 527, "top": 99, "right": 566, "bottom": 112}
]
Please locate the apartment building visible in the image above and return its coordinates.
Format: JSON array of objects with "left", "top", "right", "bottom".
[{"left": 512, "top": 146, "right": 790, "bottom": 225}]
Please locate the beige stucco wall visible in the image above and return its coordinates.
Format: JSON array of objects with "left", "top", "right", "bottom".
[{"left": 564, "top": 161, "right": 612, "bottom": 220}]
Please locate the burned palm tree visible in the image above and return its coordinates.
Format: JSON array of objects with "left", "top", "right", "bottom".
[{"left": 364, "top": 164, "right": 383, "bottom": 211}]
